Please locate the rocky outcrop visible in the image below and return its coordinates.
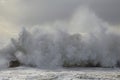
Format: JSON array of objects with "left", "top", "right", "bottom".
[{"left": 9, "top": 60, "right": 21, "bottom": 68}]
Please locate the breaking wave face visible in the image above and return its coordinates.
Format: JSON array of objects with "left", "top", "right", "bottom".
[{"left": 0, "top": 8, "right": 120, "bottom": 69}]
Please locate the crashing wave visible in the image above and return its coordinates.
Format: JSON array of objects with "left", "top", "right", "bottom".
[
  {"left": 0, "top": 8, "right": 120, "bottom": 69},
  {"left": 8, "top": 27, "right": 120, "bottom": 68}
]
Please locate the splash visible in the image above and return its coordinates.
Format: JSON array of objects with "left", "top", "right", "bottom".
[{"left": 0, "top": 7, "right": 120, "bottom": 69}]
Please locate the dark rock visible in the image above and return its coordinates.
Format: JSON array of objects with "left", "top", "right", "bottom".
[{"left": 9, "top": 60, "right": 21, "bottom": 68}]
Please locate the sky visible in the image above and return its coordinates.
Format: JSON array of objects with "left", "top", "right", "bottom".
[{"left": 0, "top": 0, "right": 120, "bottom": 44}]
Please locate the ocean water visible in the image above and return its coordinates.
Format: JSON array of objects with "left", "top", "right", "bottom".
[{"left": 0, "top": 67, "right": 120, "bottom": 80}]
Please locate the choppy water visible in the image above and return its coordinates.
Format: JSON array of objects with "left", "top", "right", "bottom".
[{"left": 0, "top": 67, "right": 120, "bottom": 80}]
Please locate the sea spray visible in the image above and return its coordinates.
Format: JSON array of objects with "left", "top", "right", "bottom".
[
  {"left": 0, "top": 42, "right": 17, "bottom": 69},
  {"left": 0, "top": 8, "right": 120, "bottom": 69},
  {"left": 12, "top": 27, "right": 120, "bottom": 68}
]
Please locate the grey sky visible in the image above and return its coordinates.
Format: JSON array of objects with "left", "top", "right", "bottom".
[
  {"left": 0, "top": 0, "right": 120, "bottom": 26},
  {"left": 0, "top": 0, "right": 120, "bottom": 45},
  {"left": 89, "top": 0, "right": 120, "bottom": 25}
]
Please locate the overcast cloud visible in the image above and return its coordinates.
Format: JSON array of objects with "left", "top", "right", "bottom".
[
  {"left": 0, "top": 0, "right": 120, "bottom": 46},
  {"left": 0, "top": 0, "right": 120, "bottom": 26}
]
